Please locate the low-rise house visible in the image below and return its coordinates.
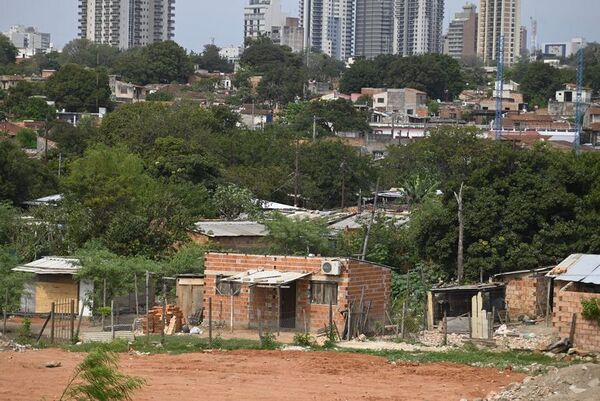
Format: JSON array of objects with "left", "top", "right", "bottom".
[
  {"left": 493, "top": 268, "right": 552, "bottom": 321},
  {"left": 12, "top": 257, "right": 94, "bottom": 316},
  {"left": 547, "top": 254, "right": 600, "bottom": 352},
  {"left": 0, "top": 74, "right": 24, "bottom": 91},
  {"left": 190, "top": 221, "right": 268, "bottom": 251},
  {"left": 109, "top": 75, "right": 148, "bottom": 103},
  {"left": 237, "top": 104, "right": 272, "bottom": 130},
  {"left": 501, "top": 112, "right": 571, "bottom": 131},
  {"left": 203, "top": 252, "right": 392, "bottom": 332},
  {"left": 372, "top": 88, "right": 428, "bottom": 118},
  {"left": 492, "top": 80, "right": 524, "bottom": 104}
]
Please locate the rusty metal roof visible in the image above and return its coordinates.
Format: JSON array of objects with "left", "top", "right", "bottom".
[{"left": 548, "top": 254, "right": 600, "bottom": 285}]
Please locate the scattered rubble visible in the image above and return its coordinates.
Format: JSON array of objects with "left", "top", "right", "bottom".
[
  {"left": 44, "top": 361, "right": 61, "bottom": 368},
  {"left": 0, "top": 335, "right": 33, "bottom": 352},
  {"left": 488, "top": 363, "right": 600, "bottom": 401}
]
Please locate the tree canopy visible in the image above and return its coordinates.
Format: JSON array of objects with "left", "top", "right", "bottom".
[
  {"left": 0, "top": 34, "right": 17, "bottom": 65},
  {"left": 45, "top": 64, "right": 111, "bottom": 112},
  {"left": 339, "top": 54, "right": 465, "bottom": 99}
]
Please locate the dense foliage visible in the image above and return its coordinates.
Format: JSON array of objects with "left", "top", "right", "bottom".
[{"left": 340, "top": 54, "right": 465, "bottom": 99}]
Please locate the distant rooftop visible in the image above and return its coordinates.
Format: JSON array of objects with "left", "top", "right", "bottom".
[{"left": 192, "top": 221, "right": 268, "bottom": 237}]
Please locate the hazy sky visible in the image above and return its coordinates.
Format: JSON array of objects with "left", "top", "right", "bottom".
[{"left": 1, "top": 0, "right": 599, "bottom": 53}]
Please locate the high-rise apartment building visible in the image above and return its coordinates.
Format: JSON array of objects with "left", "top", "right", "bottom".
[
  {"left": 3, "top": 25, "right": 51, "bottom": 57},
  {"left": 519, "top": 25, "right": 527, "bottom": 57},
  {"left": 393, "top": 0, "right": 445, "bottom": 56},
  {"left": 300, "top": 0, "right": 355, "bottom": 60},
  {"left": 443, "top": 3, "right": 477, "bottom": 60},
  {"left": 355, "top": 0, "right": 394, "bottom": 59},
  {"left": 78, "top": 0, "right": 175, "bottom": 50},
  {"left": 477, "top": 0, "right": 521, "bottom": 66},
  {"left": 244, "top": 0, "right": 285, "bottom": 42}
]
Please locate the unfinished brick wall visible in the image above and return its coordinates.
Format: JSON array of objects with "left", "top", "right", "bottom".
[
  {"left": 502, "top": 275, "right": 547, "bottom": 320},
  {"left": 346, "top": 259, "right": 391, "bottom": 327},
  {"left": 553, "top": 282, "right": 600, "bottom": 352},
  {"left": 203, "top": 253, "right": 390, "bottom": 333}
]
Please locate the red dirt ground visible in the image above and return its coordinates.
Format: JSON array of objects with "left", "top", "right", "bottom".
[{"left": 0, "top": 349, "right": 525, "bottom": 401}]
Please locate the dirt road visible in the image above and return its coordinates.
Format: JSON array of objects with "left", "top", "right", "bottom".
[{"left": 0, "top": 349, "right": 524, "bottom": 401}]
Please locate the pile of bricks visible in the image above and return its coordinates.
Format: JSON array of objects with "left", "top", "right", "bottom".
[{"left": 143, "top": 304, "right": 184, "bottom": 334}]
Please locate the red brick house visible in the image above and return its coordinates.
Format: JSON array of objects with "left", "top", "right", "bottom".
[
  {"left": 548, "top": 254, "right": 600, "bottom": 352},
  {"left": 203, "top": 253, "right": 392, "bottom": 333}
]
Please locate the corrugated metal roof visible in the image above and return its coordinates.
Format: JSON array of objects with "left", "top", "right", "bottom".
[
  {"left": 550, "top": 254, "right": 600, "bottom": 285},
  {"left": 329, "top": 212, "right": 410, "bottom": 231},
  {"left": 192, "top": 221, "right": 268, "bottom": 237},
  {"left": 13, "top": 256, "right": 80, "bottom": 275},
  {"left": 221, "top": 269, "right": 311, "bottom": 286}
]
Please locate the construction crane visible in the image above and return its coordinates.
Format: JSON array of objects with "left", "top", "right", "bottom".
[
  {"left": 575, "top": 48, "right": 585, "bottom": 153},
  {"left": 495, "top": 35, "right": 505, "bottom": 140}
]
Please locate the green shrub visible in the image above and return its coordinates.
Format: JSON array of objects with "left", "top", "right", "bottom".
[
  {"left": 322, "top": 325, "right": 337, "bottom": 349},
  {"left": 17, "top": 317, "right": 31, "bottom": 343},
  {"left": 59, "top": 347, "right": 145, "bottom": 401},
  {"left": 581, "top": 298, "right": 600, "bottom": 324},
  {"left": 260, "top": 331, "right": 278, "bottom": 350},
  {"left": 16, "top": 128, "right": 37, "bottom": 149},
  {"left": 293, "top": 332, "right": 313, "bottom": 347}
]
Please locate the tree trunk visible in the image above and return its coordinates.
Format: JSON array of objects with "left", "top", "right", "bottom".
[{"left": 454, "top": 182, "right": 465, "bottom": 283}]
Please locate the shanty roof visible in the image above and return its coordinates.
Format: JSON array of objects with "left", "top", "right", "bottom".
[
  {"left": 257, "top": 199, "right": 303, "bottom": 211},
  {"left": 328, "top": 211, "right": 410, "bottom": 231},
  {"left": 493, "top": 267, "right": 552, "bottom": 279},
  {"left": 220, "top": 269, "right": 311, "bottom": 287},
  {"left": 13, "top": 256, "right": 80, "bottom": 275},
  {"left": 431, "top": 283, "right": 505, "bottom": 293},
  {"left": 548, "top": 254, "right": 600, "bottom": 285},
  {"left": 23, "top": 193, "right": 64, "bottom": 206},
  {"left": 192, "top": 221, "right": 268, "bottom": 237}
]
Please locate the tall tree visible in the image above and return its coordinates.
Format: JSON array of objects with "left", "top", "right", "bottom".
[
  {"left": 191, "top": 44, "right": 233, "bottom": 73},
  {"left": 60, "top": 39, "right": 120, "bottom": 69},
  {"left": 45, "top": 64, "right": 111, "bottom": 112},
  {"left": 0, "top": 141, "right": 57, "bottom": 204},
  {"left": 0, "top": 34, "right": 17, "bottom": 65}
]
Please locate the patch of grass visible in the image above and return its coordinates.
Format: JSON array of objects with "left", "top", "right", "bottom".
[
  {"left": 346, "top": 347, "right": 563, "bottom": 370},
  {"left": 63, "top": 336, "right": 266, "bottom": 354}
]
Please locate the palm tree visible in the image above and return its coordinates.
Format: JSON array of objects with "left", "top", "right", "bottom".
[{"left": 401, "top": 175, "right": 440, "bottom": 210}]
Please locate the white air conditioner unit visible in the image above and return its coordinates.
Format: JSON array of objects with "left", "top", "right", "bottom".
[{"left": 321, "top": 259, "right": 341, "bottom": 275}]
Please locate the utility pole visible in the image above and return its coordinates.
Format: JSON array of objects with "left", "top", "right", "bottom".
[
  {"left": 312, "top": 115, "right": 317, "bottom": 142},
  {"left": 575, "top": 48, "right": 584, "bottom": 153},
  {"left": 340, "top": 160, "right": 346, "bottom": 209},
  {"left": 294, "top": 138, "right": 300, "bottom": 207},
  {"left": 454, "top": 183, "right": 465, "bottom": 283},
  {"left": 361, "top": 178, "right": 380, "bottom": 260}
]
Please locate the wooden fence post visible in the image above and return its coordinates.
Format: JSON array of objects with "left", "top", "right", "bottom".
[
  {"left": 443, "top": 311, "right": 447, "bottom": 346},
  {"left": 569, "top": 313, "right": 577, "bottom": 346},
  {"left": 161, "top": 281, "right": 167, "bottom": 345},
  {"left": 2, "top": 289, "right": 7, "bottom": 336},
  {"left": 208, "top": 297, "right": 213, "bottom": 347},
  {"left": 145, "top": 271, "right": 150, "bottom": 344},
  {"left": 258, "top": 309, "right": 263, "bottom": 340},
  {"left": 111, "top": 300, "right": 115, "bottom": 340},
  {"left": 70, "top": 299, "right": 75, "bottom": 343},
  {"left": 50, "top": 302, "right": 55, "bottom": 344}
]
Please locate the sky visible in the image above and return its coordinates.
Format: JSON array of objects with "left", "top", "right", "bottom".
[{"left": 0, "top": 0, "right": 599, "bottom": 53}]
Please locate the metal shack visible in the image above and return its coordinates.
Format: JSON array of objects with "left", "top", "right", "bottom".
[{"left": 12, "top": 257, "right": 94, "bottom": 317}]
